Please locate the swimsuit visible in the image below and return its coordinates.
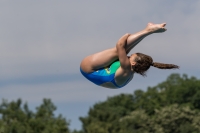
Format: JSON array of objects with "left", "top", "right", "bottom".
[{"left": 80, "top": 61, "right": 131, "bottom": 88}]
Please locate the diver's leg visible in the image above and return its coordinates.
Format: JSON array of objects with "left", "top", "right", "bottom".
[
  {"left": 80, "top": 31, "right": 147, "bottom": 73},
  {"left": 81, "top": 23, "right": 166, "bottom": 73},
  {"left": 80, "top": 47, "right": 118, "bottom": 73},
  {"left": 126, "top": 23, "right": 166, "bottom": 54}
]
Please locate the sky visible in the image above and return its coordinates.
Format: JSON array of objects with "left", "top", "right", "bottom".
[{"left": 0, "top": 0, "right": 200, "bottom": 130}]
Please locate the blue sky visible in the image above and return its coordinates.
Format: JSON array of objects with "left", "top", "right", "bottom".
[{"left": 0, "top": 0, "right": 200, "bottom": 130}]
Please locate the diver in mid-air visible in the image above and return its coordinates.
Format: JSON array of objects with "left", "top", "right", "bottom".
[{"left": 80, "top": 23, "right": 179, "bottom": 89}]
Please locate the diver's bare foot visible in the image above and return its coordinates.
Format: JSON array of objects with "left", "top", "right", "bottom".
[{"left": 145, "top": 23, "right": 167, "bottom": 33}]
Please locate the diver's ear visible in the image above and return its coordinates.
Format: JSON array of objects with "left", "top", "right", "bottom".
[{"left": 131, "top": 62, "right": 136, "bottom": 66}]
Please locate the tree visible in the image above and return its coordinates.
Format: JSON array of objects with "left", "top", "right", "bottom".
[
  {"left": 132, "top": 73, "right": 200, "bottom": 114},
  {"left": 120, "top": 104, "right": 200, "bottom": 133},
  {"left": 0, "top": 99, "right": 70, "bottom": 133},
  {"left": 78, "top": 73, "right": 200, "bottom": 133},
  {"left": 79, "top": 94, "right": 135, "bottom": 133}
]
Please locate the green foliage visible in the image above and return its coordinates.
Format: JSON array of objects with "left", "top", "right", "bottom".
[
  {"left": 80, "top": 94, "right": 135, "bottom": 133},
  {"left": 119, "top": 110, "right": 154, "bottom": 133},
  {"left": 0, "top": 99, "right": 70, "bottom": 133},
  {"left": 79, "top": 73, "right": 200, "bottom": 133},
  {"left": 72, "top": 129, "right": 84, "bottom": 133},
  {"left": 153, "top": 104, "right": 200, "bottom": 133},
  {"left": 3, "top": 74, "right": 197, "bottom": 132},
  {"left": 120, "top": 104, "right": 200, "bottom": 133},
  {"left": 132, "top": 74, "right": 200, "bottom": 115}
]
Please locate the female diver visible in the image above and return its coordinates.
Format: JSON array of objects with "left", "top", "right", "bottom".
[{"left": 80, "top": 23, "right": 179, "bottom": 89}]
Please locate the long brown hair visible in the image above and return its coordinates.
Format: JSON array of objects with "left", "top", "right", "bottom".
[{"left": 133, "top": 53, "right": 179, "bottom": 76}]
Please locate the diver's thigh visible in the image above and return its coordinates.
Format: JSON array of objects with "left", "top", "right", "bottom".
[{"left": 80, "top": 48, "right": 118, "bottom": 73}]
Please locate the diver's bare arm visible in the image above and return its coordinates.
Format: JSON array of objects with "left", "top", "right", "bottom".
[{"left": 116, "top": 34, "right": 131, "bottom": 70}]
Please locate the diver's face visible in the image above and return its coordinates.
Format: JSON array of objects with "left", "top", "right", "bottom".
[{"left": 129, "top": 54, "right": 137, "bottom": 66}]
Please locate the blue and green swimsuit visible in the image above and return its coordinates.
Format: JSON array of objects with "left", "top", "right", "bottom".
[{"left": 80, "top": 61, "right": 130, "bottom": 88}]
